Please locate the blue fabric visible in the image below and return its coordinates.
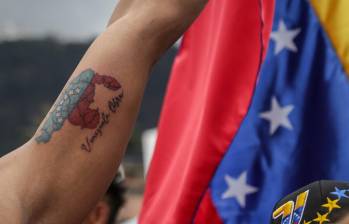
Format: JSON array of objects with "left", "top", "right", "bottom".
[{"left": 209, "top": 0, "right": 349, "bottom": 223}]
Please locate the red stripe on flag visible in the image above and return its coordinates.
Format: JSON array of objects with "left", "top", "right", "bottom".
[
  {"left": 194, "top": 190, "right": 223, "bottom": 224},
  {"left": 140, "top": 0, "right": 274, "bottom": 223}
]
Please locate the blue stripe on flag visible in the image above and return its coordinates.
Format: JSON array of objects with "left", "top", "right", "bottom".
[{"left": 209, "top": 0, "right": 349, "bottom": 223}]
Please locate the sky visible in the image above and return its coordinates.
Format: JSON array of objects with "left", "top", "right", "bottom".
[{"left": 0, "top": 0, "right": 120, "bottom": 42}]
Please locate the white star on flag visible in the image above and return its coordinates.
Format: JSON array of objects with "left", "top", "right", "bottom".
[
  {"left": 270, "top": 20, "right": 301, "bottom": 55},
  {"left": 221, "top": 171, "right": 258, "bottom": 208},
  {"left": 260, "top": 96, "right": 294, "bottom": 135}
]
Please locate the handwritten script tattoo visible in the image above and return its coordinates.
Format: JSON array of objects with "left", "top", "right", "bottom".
[
  {"left": 81, "top": 92, "right": 123, "bottom": 152},
  {"left": 36, "top": 69, "right": 123, "bottom": 152}
]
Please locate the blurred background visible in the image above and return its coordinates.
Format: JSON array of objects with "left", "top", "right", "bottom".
[{"left": 0, "top": 0, "right": 178, "bottom": 223}]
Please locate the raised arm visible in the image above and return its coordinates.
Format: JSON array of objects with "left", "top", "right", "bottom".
[
  {"left": 0, "top": 0, "right": 207, "bottom": 223},
  {"left": 107, "top": 0, "right": 136, "bottom": 26}
]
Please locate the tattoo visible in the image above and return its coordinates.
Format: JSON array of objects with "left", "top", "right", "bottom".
[
  {"left": 109, "top": 93, "right": 123, "bottom": 113},
  {"left": 36, "top": 69, "right": 123, "bottom": 149},
  {"left": 81, "top": 112, "right": 110, "bottom": 152}
]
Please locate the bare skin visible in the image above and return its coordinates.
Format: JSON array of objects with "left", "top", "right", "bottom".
[
  {"left": 337, "top": 214, "right": 349, "bottom": 224},
  {"left": 0, "top": 0, "right": 207, "bottom": 223},
  {"left": 108, "top": 0, "right": 136, "bottom": 25}
]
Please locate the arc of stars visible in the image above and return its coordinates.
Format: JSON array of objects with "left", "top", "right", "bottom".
[
  {"left": 313, "top": 212, "right": 329, "bottom": 224},
  {"left": 322, "top": 197, "right": 341, "bottom": 213}
]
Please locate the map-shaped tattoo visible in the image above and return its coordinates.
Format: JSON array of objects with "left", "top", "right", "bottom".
[{"left": 36, "top": 69, "right": 122, "bottom": 143}]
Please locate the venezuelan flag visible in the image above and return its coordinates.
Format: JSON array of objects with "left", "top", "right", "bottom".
[{"left": 140, "top": 0, "right": 349, "bottom": 223}]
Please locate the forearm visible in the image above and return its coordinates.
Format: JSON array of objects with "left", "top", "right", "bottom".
[
  {"left": 0, "top": 1, "right": 207, "bottom": 223},
  {"left": 107, "top": 0, "right": 136, "bottom": 26},
  {"left": 27, "top": 18, "right": 159, "bottom": 223}
]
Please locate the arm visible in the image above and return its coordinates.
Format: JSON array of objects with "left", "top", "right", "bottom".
[
  {"left": 0, "top": 0, "right": 207, "bottom": 223},
  {"left": 107, "top": 0, "right": 136, "bottom": 26}
]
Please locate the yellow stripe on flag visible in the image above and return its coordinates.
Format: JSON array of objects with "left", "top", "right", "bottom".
[{"left": 310, "top": 0, "right": 349, "bottom": 76}]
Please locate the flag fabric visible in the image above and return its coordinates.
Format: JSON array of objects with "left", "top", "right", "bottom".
[
  {"left": 204, "top": 0, "right": 349, "bottom": 222},
  {"left": 139, "top": 0, "right": 274, "bottom": 223},
  {"left": 140, "top": 0, "right": 349, "bottom": 223}
]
